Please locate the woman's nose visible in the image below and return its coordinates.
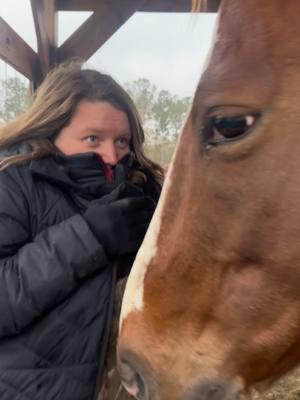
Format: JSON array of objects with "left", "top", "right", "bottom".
[{"left": 98, "top": 143, "right": 118, "bottom": 166}]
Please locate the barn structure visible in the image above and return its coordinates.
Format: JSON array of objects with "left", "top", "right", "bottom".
[{"left": 0, "top": 0, "right": 220, "bottom": 87}]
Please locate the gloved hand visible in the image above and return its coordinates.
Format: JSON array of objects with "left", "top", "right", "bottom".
[
  {"left": 83, "top": 183, "right": 155, "bottom": 256},
  {"left": 97, "top": 181, "right": 144, "bottom": 205}
]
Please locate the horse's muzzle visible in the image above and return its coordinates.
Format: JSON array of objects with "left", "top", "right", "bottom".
[
  {"left": 118, "top": 358, "right": 146, "bottom": 400},
  {"left": 118, "top": 346, "right": 241, "bottom": 400},
  {"left": 118, "top": 345, "right": 161, "bottom": 400},
  {"left": 185, "top": 379, "right": 241, "bottom": 400}
]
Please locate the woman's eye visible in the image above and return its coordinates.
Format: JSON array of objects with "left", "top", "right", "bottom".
[
  {"left": 116, "top": 137, "right": 130, "bottom": 148},
  {"left": 203, "top": 113, "right": 260, "bottom": 146},
  {"left": 84, "top": 135, "right": 99, "bottom": 144}
]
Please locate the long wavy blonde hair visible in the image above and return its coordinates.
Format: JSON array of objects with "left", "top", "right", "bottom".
[{"left": 0, "top": 61, "right": 163, "bottom": 184}]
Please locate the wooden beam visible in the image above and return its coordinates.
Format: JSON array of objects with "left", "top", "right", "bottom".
[
  {"left": 56, "top": 0, "right": 96, "bottom": 11},
  {"left": 140, "top": 0, "right": 220, "bottom": 12},
  {"left": 0, "top": 17, "right": 39, "bottom": 80},
  {"left": 140, "top": 0, "right": 195, "bottom": 12},
  {"left": 57, "top": 0, "right": 220, "bottom": 12},
  {"left": 57, "top": 0, "right": 186, "bottom": 12},
  {"left": 204, "top": 0, "right": 221, "bottom": 12},
  {"left": 57, "top": 1, "right": 147, "bottom": 62},
  {"left": 31, "top": 0, "right": 58, "bottom": 80}
]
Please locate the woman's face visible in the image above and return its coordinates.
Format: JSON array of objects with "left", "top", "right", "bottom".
[{"left": 54, "top": 100, "right": 131, "bottom": 166}]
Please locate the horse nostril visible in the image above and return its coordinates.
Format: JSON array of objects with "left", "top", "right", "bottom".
[
  {"left": 187, "top": 380, "right": 240, "bottom": 400},
  {"left": 119, "top": 360, "right": 146, "bottom": 400}
]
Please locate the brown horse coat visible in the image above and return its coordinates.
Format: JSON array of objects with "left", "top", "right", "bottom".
[{"left": 118, "top": 1, "right": 300, "bottom": 399}]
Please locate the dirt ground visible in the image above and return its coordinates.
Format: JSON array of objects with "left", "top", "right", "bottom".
[{"left": 251, "top": 368, "right": 300, "bottom": 400}]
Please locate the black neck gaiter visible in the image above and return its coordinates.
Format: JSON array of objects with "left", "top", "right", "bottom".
[{"left": 56, "top": 152, "right": 127, "bottom": 209}]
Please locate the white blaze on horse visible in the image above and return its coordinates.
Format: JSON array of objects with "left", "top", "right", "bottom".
[{"left": 118, "top": 0, "right": 300, "bottom": 399}]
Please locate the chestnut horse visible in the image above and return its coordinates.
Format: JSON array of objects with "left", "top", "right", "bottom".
[{"left": 118, "top": 0, "right": 300, "bottom": 399}]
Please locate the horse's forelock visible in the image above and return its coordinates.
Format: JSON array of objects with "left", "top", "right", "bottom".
[{"left": 192, "top": 0, "right": 207, "bottom": 12}]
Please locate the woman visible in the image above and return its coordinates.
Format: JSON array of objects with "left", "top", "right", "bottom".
[{"left": 0, "top": 62, "right": 163, "bottom": 400}]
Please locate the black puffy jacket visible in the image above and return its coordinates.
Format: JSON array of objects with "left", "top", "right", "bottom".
[{"left": 0, "top": 148, "right": 160, "bottom": 400}]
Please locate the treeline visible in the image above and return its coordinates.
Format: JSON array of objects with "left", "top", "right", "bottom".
[
  {"left": 0, "top": 77, "right": 29, "bottom": 122},
  {"left": 125, "top": 78, "right": 191, "bottom": 165}
]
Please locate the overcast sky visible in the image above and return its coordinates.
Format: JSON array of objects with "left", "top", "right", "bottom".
[{"left": 0, "top": 0, "right": 217, "bottom": 97}]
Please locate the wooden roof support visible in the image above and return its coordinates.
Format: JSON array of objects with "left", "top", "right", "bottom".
[
  {"left": 56, "top": 0, "right": 219, "bottom": 63},
  {"left": 56, "top": 0, "right": 97, "bottom": 11},
  {"left": 56, "top": 0, "right": 192, "bottom": 12},
  {"left": 137, "top": 0, "right": 220, "bottom": 12},
  {"left": 0, "top": 0, "right": 220, "bottom": 85},
  {"left": 57, "top": 0, "right": 147, "bottom": 62},
  {"left": 203, "top": 0, "right": 220, "bottom": 12},
  {"left": 31, "top": 0, "right": 58, "bottom": 83},
  {"left": 0, "top": 17, "right": 39, "bottom": 81},
  {"left": 48, "top": 0, "right": 220, "bottom": 65},
  {"left": 56, "top": 0, "right": 220, "bottom": 13},
  {"left": 140, "top": 0, "right": 219, "bottom": 12},
  {"left": 141, "top": 0, "right": 195, "bottom": 12}
]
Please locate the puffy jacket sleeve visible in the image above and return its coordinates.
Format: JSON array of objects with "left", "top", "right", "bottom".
[{"left": 0, "top": 182, "right": 109, "bottom": 339}]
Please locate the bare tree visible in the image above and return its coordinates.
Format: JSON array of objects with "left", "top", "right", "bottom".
[{"left": 0, "top": 77, "right": 29, "bottom": 121}]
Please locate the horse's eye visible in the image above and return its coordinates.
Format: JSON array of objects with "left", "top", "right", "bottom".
[{"left": 203, "top": 113, "right": 260, "bottom": 146}]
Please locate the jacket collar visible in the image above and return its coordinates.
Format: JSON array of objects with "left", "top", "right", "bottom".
[{"left": 29, "top": 157, "right": 78, "bottom": 189}]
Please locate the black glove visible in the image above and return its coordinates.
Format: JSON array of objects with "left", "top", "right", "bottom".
[
  {"left": 83, "top": 184, "right": 155, "bottom": 256},
  {"left": 96, "top": 181, "right": 144, "bottom": 205}
]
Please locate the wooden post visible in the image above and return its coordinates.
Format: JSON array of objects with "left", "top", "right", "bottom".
[{"left": 31, "top": 0, "right": 58, "bottom": 85}]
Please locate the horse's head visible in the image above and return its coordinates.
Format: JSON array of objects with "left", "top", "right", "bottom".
[{"left": 118, "top": 1, "right": 300, "bottom": 399}]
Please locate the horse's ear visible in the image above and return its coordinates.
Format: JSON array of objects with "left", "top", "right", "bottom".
[{"left": 191, "top": 0, "right": 207, "bottom": 12}]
